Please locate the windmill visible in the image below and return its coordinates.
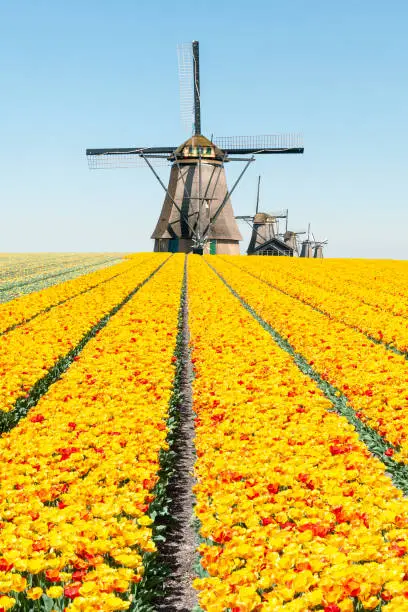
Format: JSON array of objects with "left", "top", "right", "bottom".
[
  {"left": 236, "top": 176, "right": 306, "bottom": 256},
  {"left": 86, "top": 41, "right": 304, "bottom": 254},
  {"left": 300, "top": 224, "right": 328, "bottom": 258}
]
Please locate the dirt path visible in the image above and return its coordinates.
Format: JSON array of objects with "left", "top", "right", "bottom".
[{"left": 155, "top": 260, "right": 199, "bottom": 611}]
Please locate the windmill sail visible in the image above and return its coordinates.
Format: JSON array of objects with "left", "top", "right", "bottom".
[
  {"left": 214, "top": 134, "right": 303, "bottom": 154},
  {"left": 192, "top": 41, "right": 201, "bottom": 135},
  {"left": 177, "top": 43, "right": 194, "bottom": 133},
  {"left": 86, "top": 147, "right": 174, "bottom": 169},
  {"left": 178, "top": 41, "right": 201, "bottom": 135}
]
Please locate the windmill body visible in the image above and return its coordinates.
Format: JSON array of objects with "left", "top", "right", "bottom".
[
  {"left": 300, "top": 239, "right": 327, "bottom": 258},
  {"left": 86, "top": 41, "right": 303, "bottom": 253},
  {"left": 299, "top": 224, "right": 328, "bottom": 258},
  {"left": 236, "top": 178, "right": 321, "bottom": 256},
  {"left": 237, "top": 180, "right": 296, "bottom": 256},
  {"left": 247, "top": 213, "right": 295, "bottom": 256},
  {"left": 300, "top": 240, "right": 314, "bottom": 258},
  {"left": 151, "top": 135, "right": 242, "bottom": 254},
  {"left": 247, "top": 213, "right": 279, "bottom": 253}
]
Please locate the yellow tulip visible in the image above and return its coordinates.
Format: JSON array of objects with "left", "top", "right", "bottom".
[
  {"left": 46, "top": 586, "right": 64, "bottom": 598},
  {"left": 0, "top": 596, "right": 16, "bottom": 610},
  {"left": 27, "top": 586, "right": 43, "bottom": 600}
]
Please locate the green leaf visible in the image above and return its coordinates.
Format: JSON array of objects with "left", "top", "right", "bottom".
[{"left": 41, "top": 594, "right": 55, "bottom": 612}]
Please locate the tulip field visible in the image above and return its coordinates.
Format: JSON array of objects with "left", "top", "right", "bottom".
[
  {"left": 1, "top": 253, "right": 408, "bottom": 612},
  {"left": 0, "top": 254, "right": 123, "bottom": 304}
]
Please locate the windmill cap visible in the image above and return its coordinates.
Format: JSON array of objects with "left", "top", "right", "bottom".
[
  {"left": 254, "top": 213, "right": 276, "bottom": 224},
  {"left": 172, "top": 134, "right": 225, "bottom": 161}
]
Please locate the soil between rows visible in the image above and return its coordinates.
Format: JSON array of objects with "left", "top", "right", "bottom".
[{"left": 155, "top": 262, "right": 199, "bottom": 611}]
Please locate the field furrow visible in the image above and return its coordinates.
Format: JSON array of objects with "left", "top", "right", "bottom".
[
  {"left": 0, "top": 254, "right": 184, "bottom": 611},
  {"left": 189, "top": 256, "right": 408, "bottom": 612}
]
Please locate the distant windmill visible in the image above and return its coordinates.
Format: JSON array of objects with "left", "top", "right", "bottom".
[
  {"left": 300, "top": 224, "right": 328, "bottom": 258},
  {"left": 236, "top": 176, "right": 306, "bottom": 256},
  {"left": 86, "top": 41, "right": 304, "bottom": 254}
]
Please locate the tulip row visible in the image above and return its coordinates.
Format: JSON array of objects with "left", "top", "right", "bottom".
[
  {"left": 238, "top": 257, "right": 408, "bottom": 317},
  {"left": 0, "top": 256, "right": 139, "bottom": 335},
  {"left": 224, "top": 256, "right": 408, "bottom": 353},
  {"left": 0, "top": 254, "right": 185, "bottom": 611},
  {"left": 272, "top": 258, "right": 408, "bottom": 318},
  {"left": 209, "top": 256, "right": 408, "bottom": 465},
  {"left": 0, "top": 253, "right": 106, "bottom": 288},
  {"left": 0, "top": 254, "right": 169, "bottom": 414},
  {"left": 189, "top": 256, "right": 408, "bottom": 612},
  {"left": 0, "top": 254, "right": 123, "bottom": 304}
]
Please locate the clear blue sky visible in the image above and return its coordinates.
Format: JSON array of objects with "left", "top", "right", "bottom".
[{"left": 1, "top": 0, "right": 407, "bottom": 257}]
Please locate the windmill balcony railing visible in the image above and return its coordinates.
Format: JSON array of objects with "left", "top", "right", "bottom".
[{"left": 253, "top": 249, "right": 294, "bottom": 257}]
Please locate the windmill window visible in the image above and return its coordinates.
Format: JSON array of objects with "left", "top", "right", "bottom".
[{"left": 186, "top": 145, "right": 213, "bottom": 156}]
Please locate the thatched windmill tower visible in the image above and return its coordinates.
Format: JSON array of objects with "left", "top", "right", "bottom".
[{"left": 86, "top": 41, "right": 304, "bottom": 254}]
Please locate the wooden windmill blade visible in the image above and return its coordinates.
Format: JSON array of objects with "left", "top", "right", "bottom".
[{"left": 213, "top": 134, "right": 304, "bottom": 155}]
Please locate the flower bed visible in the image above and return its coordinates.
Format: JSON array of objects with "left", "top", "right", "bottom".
[
  {"left": 0, "top": 254, "right": 169, "bottom": 414},
  {"left": 222, "top": 256, "right": 408, "bottom": 353},
  {"left": 0, "top": 254, "right": 124, "bottom": 304},
  {"left": 0, "top": 254, "right": 184, "bottom": 611},
  {"left": 189, "top": 256, "right": 408, "bottom": 612},
  {"left": 209, "top": 256, "right": 408, "bottom": 464},
  {"left": 0, "top": 256, "right": 138, "bottom": 335}
]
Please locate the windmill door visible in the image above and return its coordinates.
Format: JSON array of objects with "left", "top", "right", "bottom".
[
  {"left": 169, "top": 238, "right": 179, "bottom": 253},
  {"left": 209, "top": 240, "right": 217, "bottom": 255}
]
